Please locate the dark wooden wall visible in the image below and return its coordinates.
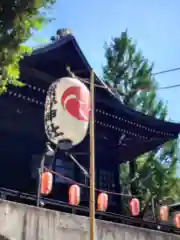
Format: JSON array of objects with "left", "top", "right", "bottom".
[{"left": 0, "top": 93, "right": 45, "bottom": 191}]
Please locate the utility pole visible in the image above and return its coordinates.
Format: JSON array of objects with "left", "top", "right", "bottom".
[{"left": 89, "top": 69, "right": 95, "bottom": 240}]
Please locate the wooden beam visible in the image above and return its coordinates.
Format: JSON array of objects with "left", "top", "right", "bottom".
[{"left": 0, "top": 120, "right": 44, "bottom": 140}]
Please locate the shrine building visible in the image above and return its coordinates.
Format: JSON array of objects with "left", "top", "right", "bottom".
[{"left": 0, "top": 29, "right": 180, "bottom": 214}]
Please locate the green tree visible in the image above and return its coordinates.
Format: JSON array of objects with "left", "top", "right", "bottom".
[
  {"left": 103, "top": 31, "right": 179, "bottom": 218},
  {"left": 0, "top": 0, "right": 55, "bottom": 93}
]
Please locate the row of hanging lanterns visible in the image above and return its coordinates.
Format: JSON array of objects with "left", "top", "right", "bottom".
[
  {"left": 68, "top": 187, "right": 140, "bottom": 215},
  {"left": 40, "top": 172, "right": 180, "bottom": 228},
  {"left": 40, "top": 173, "right": 108, "bottom": 211},
  {"left": 40, "top": 172, "right": 140, "bottom": 214},
  {"left": 68, "top": 185, "right": 109, "bottom": 212}
]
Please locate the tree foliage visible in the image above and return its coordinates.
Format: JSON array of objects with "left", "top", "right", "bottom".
[
  {"left": 0, "top": 0, "right": 55, "bottom": 93},
  {"left": 103, "top": 31, "right": 179, "bottom": 218}
]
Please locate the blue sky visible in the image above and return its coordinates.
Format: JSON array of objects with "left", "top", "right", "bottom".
[{"left": 28, "top": 0, "right": 180, "bottom": 122}]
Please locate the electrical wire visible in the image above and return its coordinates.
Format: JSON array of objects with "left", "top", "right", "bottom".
[
  {"left": 153, "top": 67, "right": 180, "bottom": 76},
  {"left": 66, "top": 66, "right": 180, "bottom": 93},
  {"left": 80, "top": 76, "right": 180, "bottom": 92}
]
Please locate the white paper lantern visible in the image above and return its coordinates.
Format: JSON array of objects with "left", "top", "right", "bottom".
[{"left": 44, "top": 77, "right": 90, "bottom": 148}]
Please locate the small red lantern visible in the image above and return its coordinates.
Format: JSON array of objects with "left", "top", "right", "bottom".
[
  {"left": 69, "top": 184, "right": 80, "bottom": 206},
  {"left": 40, "top": 171, "right": 53, "bottom": 195},
  {"left": 129, "top": 198, "right": 140, "bottom": 216},
  {"left": 97, "top": 192, "right": 108, "bottom": 212},
  {"left": 174, "top": 213, "right": 180, "bottom": 228},
  {"left": 159, "top": 205, "right": 168, "bottom": 221}
]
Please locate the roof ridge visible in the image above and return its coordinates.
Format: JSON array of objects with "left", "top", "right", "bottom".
[{"left": 31, "top": 34, "right": 75, "bottom": 55}]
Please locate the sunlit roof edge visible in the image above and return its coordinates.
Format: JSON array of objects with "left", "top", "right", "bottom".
[{"left": 31, "top": 35, "right": 116, "bottom": 99}]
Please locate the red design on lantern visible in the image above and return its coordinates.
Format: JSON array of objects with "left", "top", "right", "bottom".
[
  {"left": 61, "top": 86, "right": 90, "bottom": 122},
  {"left": 129, "top": 198, "right": 140, "bottom": 216},
  {"left": 69, "top": 184, "right": 80, "bottom": 206},
  {"left": 97, "top": 192, "right": 108, "bottom": 212},
  {"left": 160, "top": 205, "right": 168, "bottom": 221},
  {"left": 174, "top": 213, "right": 180, "bottom": 228},
  {"left": 40, "top": 171, "right": 53, "bottom": 195}
]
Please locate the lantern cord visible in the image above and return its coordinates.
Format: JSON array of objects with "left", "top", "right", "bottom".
[
  {"left": 68, "top": 153, "right": 89, "bottom": 178},
  {"left": 85, "top": 175, "right": 88, "bottom": 185},
  {"left": 44, "top": 167, "right": 137, "bottom": 198}
]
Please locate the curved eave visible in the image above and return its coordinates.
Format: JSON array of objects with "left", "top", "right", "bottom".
[
  {"left": 25, "top": 35, "right": 116, "bottom": 97},
  {"left": 117, "top": 103, "right": 180, "bottom": 136}
]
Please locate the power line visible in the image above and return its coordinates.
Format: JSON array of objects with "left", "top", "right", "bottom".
[
  {"left": 73, "top": 66, "right": 180, "bottom": 77},
  {"left": 67, "top": 66, "right": 180, "bottom": 93},
  {"left": 153, "top": 67, "right": 180, "bottom": 76},
  {"left": 156, "top": 83, "right": 180, "bottom": 90}
]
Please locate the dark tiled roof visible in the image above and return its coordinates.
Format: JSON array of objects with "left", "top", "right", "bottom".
[{"left": 21, "top": 34, "right": 180, "bottom": 162}]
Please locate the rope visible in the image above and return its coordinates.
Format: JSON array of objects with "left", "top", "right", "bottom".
[{"left": 44, "top": 167, "right": 136, "bottom": 198}]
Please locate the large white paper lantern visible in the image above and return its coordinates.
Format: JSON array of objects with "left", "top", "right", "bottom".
[{"left": 44, "top": 77, "right": 90, "bottom": 148}]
